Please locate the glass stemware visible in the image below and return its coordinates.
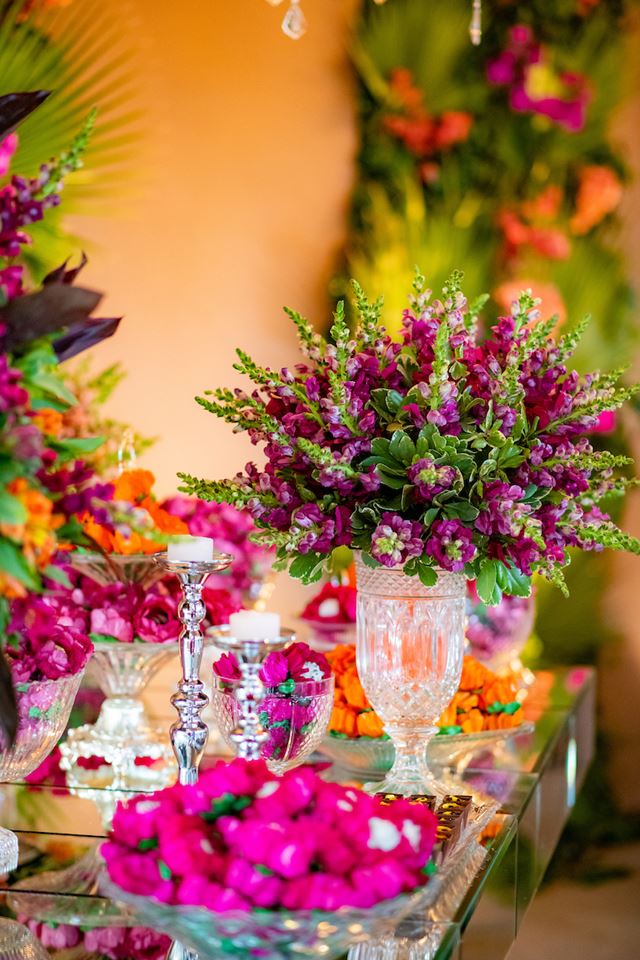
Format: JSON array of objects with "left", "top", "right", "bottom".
[{"left": 355, "top": 556, "right": 466, "bottom": 797}]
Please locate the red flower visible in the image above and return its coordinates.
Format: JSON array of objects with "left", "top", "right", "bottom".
[{"left": 301, "top": 582, "right": 356, "bottom": 625}]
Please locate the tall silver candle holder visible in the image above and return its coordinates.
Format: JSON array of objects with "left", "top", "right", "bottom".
[
  {"left": 156, "top": 553, "right": 232, "bottom": 785},
  {"left": 213, "top": 628, "right": 295, "bottom": 760}
]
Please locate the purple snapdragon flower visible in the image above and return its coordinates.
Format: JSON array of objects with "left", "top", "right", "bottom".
[{"left": 371, "top": 513, "right": 424, "bottom": 567}]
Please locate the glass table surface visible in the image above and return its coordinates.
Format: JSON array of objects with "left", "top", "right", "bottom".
[{"left": 0, "top": 668, "right": 595, "bottom": 960}]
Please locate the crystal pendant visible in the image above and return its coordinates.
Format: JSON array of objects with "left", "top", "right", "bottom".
[
  {"left": 282, "top": 1, "right": 306, "bottom": 39},
  {"left": 470, "top": 0, "right": 482, "bottom": 45}
]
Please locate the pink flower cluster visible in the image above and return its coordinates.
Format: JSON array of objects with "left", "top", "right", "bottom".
[
  {"left": 42, "top": 574, "right": 239, "bottom": 645},
  {"left": 103, "top": 758, "right": 438, "bottom": 912},
  {"left": 214, "top": 643, "right": 331, "bottom": 762},
  {"left": 301, "top": 582, "right": 357, "bottom": 625},
  {"left": 487, "top": 25, "right": 590, "bottom": 132},
  {"left": 162, "top": 496, "right": 274, "bottom": 603},
  {"left": 6, "top": 595, "right": 92, "bottom": 682},
  {"left": 23, "top": 920, "right": 169, "bottom": 960},
  {"left": 466, "top": 582, "right": 534, "bottom": 664}
]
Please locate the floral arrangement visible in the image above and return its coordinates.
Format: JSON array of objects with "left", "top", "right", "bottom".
[
  {"left": 161, "top": 496, "right": 274, "bottom": 605},
  {"left": 466, "top": 581, "right": 534, "bottom": 666},
  {"left": 40, "top": 571, "right": 239, "bottom": 645},
  {"left": 0, "top": 94, "right": 126, "bottom": 614},
  {"left": 327, "top": 645, "right": 523, "bottom": 738},
  {"left": 180, "top": 274, "right": 639, "bottom": 603},
  {"left": 102, "top": 758, "right": 438, "bottom": 912},
  {"left": 79, "top": 469, "right": 188, "bottom": 555},
  {"left": 5, "top": 595, "right": 92, "bottom": 682},
  {"left": 213, "top": 642, "right": 331, "bottom": 762}
]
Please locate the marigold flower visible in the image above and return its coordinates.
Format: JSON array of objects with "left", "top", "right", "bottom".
[
  {"left": 32, "top": 407, "right": 64, "bottom": 437},
  {"left": 570, "top": 165, "right": 622, "bottom": 235}
]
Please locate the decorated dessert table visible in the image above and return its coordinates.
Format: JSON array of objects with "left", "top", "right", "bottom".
[{"left": 0, "top": 667, "right": 594, "bottom": 960}]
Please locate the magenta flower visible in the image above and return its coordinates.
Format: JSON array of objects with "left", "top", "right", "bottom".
[
  {"left": 91, "top": 607, "right": 134, "bottom": 644},
  {"left": 259, "top": 651, "right": 289, "bottom": 686},
  {"left": 213, "top": 652, "right": 242, "bottom": 682},
  {"left": 301, "top": 582, "right": 357, "bottom": 624},
  {"left": 371, "top": 513, "right": 424, "bottom": 567},
  {"left": 408, "top": 457, "right": 458, "bottom": 500},
  {"left": 133, "top": 590, "right": 180, "bottom": 643},
  {"left": 425, "top": 519, "right": 476, "bottom": 572}
]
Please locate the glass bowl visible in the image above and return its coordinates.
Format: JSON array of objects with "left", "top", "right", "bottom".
[
  {"left": 211, "top": 676, "right": 334, "bottom": 774},
  {"left": 0, "top": 672, "right": 84, "bottom": 781},
  {"left": 102, "top": 877, "right": 439, "bottom": 960},
  {"left": 320, "top": 723, "right": 535, "bottom": 781}
]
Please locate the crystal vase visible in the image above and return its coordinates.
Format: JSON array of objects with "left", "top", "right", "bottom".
[
  {"left": 355, "top": 556, "right": 466, "bottom": 797},
  {"left": 60, "top": 642, "right": 177, "bottom": 792},
  {"left": 466, "top": 587, "right": 535, "bottom": 676}
]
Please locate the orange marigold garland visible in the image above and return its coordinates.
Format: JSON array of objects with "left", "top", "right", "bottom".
[{"left": 327, "top": 646, "right": 523, "bottom": 739}]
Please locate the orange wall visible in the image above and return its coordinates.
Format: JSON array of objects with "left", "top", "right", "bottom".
[{"left": 67, "top": 0, "right": 360, "bottom": 616}]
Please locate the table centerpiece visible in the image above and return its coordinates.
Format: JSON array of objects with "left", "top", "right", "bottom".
[{"left": 179, "top": 270, "right": 639, "bottom": 796}]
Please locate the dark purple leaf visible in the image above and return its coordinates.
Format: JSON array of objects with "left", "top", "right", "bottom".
[
  {"left": 43, "top": 253, "right": 89, "bottom": 287},
  {"left": 0, "top": 655, "right": 17, "bottom": 748},
  {"left": 53, "top": 316, "right": 122, "bottom": 361},
  {"left": 0, "top": 91, "right": 50, "bottom": 140},
  {"left": 0, "top": 283, "right": 104, "bottom": 351}
]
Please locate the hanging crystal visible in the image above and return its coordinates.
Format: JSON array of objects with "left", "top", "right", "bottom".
[
  {"left": 282, "top": 0, "right": 307, "bottom": 39},
  {"left": 469, "top": 0, "right": 482, "bottom": 45},
  {"left": 116, "top": 427, "right": 137, "bottom": 475}
]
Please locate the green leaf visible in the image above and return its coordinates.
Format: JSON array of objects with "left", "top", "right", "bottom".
[
  {"left": 476, "top": 559, "right": 499, "bottom": 605},
  {"left": 0, "top": 490, "right": 27, "bottom": 526},
  {"left": 417, "top": 563, "right": 438, "bottom": 587},
  {"left": 389, "top": 430, "right": 415, "bottom": 464},
  {"left": 0, "top": 537, "right": 39, "bottom": 590},
  {"left": 29, "top": 372, "right": 77, "bottom": 406},
  {"left": 43, "top": 565, "right": 72, "bottom": 589},
  {"left": 49, "top": 435, "right": 105, "bottom": 456},
  {"left": 361, "top": 551, "right": 381, "bottom": 569},
  {"left": 376, "top": 467, "right": 407, "bottom": 489},
  {"left": 444, "top": 501, "right": 479, "bottom": 522},
  {"left": 289, "top": 553, "right": 324, "bottom": 584}
]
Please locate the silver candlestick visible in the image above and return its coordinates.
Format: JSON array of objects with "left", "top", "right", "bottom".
[
  {"left": 156, "top": 554, "right": 232, "bottom": 785},
  {"left": 213, "top": 628, "right": 294, "bottom": 760}
]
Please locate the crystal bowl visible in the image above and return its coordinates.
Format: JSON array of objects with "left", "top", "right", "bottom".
[
  {"left": 69, "top": 551, "right": 164, "bottom": 588},
  {"left": 211, "top": 676, "right": 334, "bottom": 774},
  {"left": 102, "top": 877, "right": 440, "bottom": 960},
  {"left": 320, "top": 723, "right": 535, "bottom": 781},
  {"left": 0, "top": 671, "right": 84, "bottom": 781}
]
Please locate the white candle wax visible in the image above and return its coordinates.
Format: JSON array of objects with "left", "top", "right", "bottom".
[
  {"left": 229, "top": 610, "right": 281, "bottom": 641},
  {"left": 167, "top": 536, "right": 215, "bottom": 563}
]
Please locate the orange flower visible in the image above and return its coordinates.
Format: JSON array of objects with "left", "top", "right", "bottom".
[
  {"left": 482, "top": 677, "right": 519, "bottom": 708},
  {"left": 493, "top": 280, "right": 567, "bottom": 326},
  {"left": 0, "top": 479, "right": 57, "bottom": 597},
  {"left": 459, "top": 655, "right": 492, "bottom": 692},
  {"left": 326, "top": 644, "right": 357, "bottom": 678},
  {"left": 32, "top": 408, "right": 64, "bottom": 437},
  {"left": 570, "top": 165, "right": 622, "bottom": 235},
  {"left": 342, "top": 670, "right": 370, "bottom": 710},
  {"left": 330, "top": 704, "right": 359, "bottom": 738},
  {"left": 141, "top": 498, "right": 189, "bottom": 536},
  {"left": 461, "top": 709, "right": 485, "bottom": 733},
  {"left": 113, "top": 469, "right": 156, "bottom": 503},
  {"left": 357, "top": 710, "right": 386, "bottom": 738}
]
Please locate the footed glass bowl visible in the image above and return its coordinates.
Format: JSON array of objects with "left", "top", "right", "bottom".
[
  {"left": 103, "top": 878, "right": 439, "bottom": 960},
  {"left": 211, "top": 676, "right": 334, "bottom": 774},
  {"left": 321, "top": 723, "right": 535, "bottom": 781},
  {"left": 0, "top": 672, "right": 84, "bottom": 781}
]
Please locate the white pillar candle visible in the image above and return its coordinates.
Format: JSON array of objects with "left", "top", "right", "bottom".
[
  {"left": 167, "top": 536, "right": 215, "bottom": 563},
  {"left": 229, "top": 610, "right": 281, "bottom": 641}
]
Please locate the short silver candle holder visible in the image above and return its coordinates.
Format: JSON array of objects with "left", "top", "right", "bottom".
[
  {"left": 156, "top": 553, "right": 232, "bottom": 785},
  {"left": 213, "top": 627, "right": 295, "bottom": 760}
]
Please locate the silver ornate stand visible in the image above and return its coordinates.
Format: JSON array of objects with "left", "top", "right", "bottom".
[
  {"left": 213, "top": 628, "right": 294, "bottom": 759},
  {"left": 156, "top": 554, "right": 232, "bottom": 785}
]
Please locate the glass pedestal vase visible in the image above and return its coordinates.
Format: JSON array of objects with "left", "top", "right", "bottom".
[
  {"left": 355, "top": 557, "right": 465, "bottom": 798},
  {"left": 60, "top": 642, "right": 177, "bottom": 792},
  {"left": 466, "top": 586, "right": 536, "bottom": 678}
]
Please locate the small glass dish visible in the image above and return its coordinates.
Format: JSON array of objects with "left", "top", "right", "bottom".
[
  {"left": 320, "top": 723, "right": 535, "bottom": 781},
  {"left": 211, "top": 675, "right": 334, "bottom": 774}
]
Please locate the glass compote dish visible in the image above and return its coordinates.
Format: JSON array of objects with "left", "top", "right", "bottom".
[
  {"left": 466, "top": 584, "right": 536, "bottom": 679},
  {"left": 0, "top": 670, "right": 85, "bottom": 871},
  {"left": 59, "top": 553, "right": 176, "bottom": 793},
  {"left": 211, "top": 674, "right": 334, "bottom": 773},
  {"left": 355, "top": 556, "right": 465, "bottom": 798}
]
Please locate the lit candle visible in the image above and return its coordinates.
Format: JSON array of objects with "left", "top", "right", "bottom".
[
  {"left": 167, "top": 536, "right": 215, "bottom": 563},
  {"left": 229, "top": 610, "right": 281, "bottom": 641}
]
